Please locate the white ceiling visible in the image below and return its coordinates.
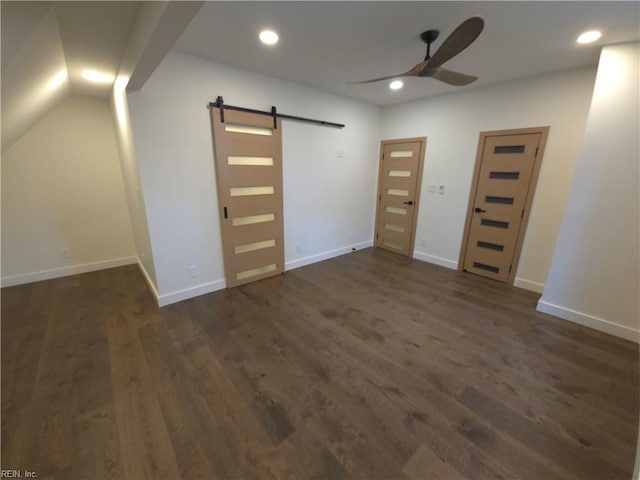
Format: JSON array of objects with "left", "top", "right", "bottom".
[
  {"left": 1, "top": 0, "right": 638, "bottom": 149},
  {"left": 54, "top": 1, "right": 141, "bottom": 97},
  {"left": 174, "top": 1, "right": 640, "bottom": 106},
  {"left": 1, "top": 1, "right": 207, "bottom": 152},
  {"left": 0, "top": 1, "right": 52, "bottom": 71},
  {"left": 1, "top": 7, "right": 70, "bottom": 151},
  {"left": 1, "top": 1, "right": 142, "bottom": 151},
  {"left": 1, "top": 1, "right": 142, "bottom": 98}
]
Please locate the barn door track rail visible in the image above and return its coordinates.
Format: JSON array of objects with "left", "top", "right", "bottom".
[{"left": 208, "top": 96, "right": 345, "bottom": 129}]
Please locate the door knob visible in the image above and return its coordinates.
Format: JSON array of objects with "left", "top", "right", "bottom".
[
  {"left": 403, "top": 201, "right": 414, "bottom": 206},
  {"left": 474, "top": 207, "right": 486, "bottom": 213}
]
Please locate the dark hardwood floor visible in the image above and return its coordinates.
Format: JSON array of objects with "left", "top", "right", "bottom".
[{"left": 2, "top": 247, "right": 638, "bottom": 479}]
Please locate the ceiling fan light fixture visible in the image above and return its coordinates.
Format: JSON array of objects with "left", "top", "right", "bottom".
[
  {"left": 389, "top": 80, "right": 403, "bottom": 90},
  {"left": 577, "top": 30, "right": 602, "bottom": 44},
  {"left": 259, "top": 30, "right": 279, "bottom": 45}
]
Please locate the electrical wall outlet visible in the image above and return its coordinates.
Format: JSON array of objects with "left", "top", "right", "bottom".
[
  {"left": 188, "top": 265, "right": 198, "bottom": 278},
  {"left": 296, "top": 243, "right": 302, "bottom": 254},
  {"left": 60, "top": 248, "right": 71, "bottom": 259}
]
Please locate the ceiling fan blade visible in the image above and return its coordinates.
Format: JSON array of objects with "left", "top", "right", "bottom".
[
  {"left": 427, "top": 16, "right": 484, "bottom": 70},
  {"left": 429, "top": 67, "right": 478, "bottom": 86},
  {"left": 350, "top": 59, "right": 429, "bottom": 84},
  {"left": 349, "top": 73, "right": 408, "bottom": 85}
]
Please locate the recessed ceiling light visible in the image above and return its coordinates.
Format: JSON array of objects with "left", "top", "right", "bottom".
[
  {"left": 81, "top": 69, "right": 115, "bottom": 84},
  {"left": 389, "top": 80, "right": 403, "bottom": 90},
  {"left": 577, "top": 30, "right": 602, "bottom": 44},
  {"left": 259, "top": 30, "right": 279, "bottom": 45}
]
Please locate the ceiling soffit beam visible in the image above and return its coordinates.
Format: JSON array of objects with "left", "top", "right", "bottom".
[{"left": 121, "top": 1, "right": 204, "bottom": 92}]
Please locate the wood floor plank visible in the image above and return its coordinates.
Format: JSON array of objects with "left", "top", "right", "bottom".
[
  {"left": 25, "top": 278, "right": 87, "bottom": 478},
  {"left": 1, "top": 248, "right": 637, "bottom": 480},
  {"left": 239, "top": 277, "right": 545, "bottom": 480},
  {"left": 284, "top": 261, "right": 635, "bottom": 467},
  {"left": 1, "top": 281, "right": 51, "bottom": 467},
  {"left": 106, "top": 311, "right": 181, "bottom": 479},
  {"left": 314, "top": 255, "right": 638, "bottom": 421},
  {"left": 402, "top": 444, "right": 465, "bottom": 480},
  {"left": 137, "top": 321, "right": 219, "bottom": 479},
  {"left": 184, "top": 343, "right": 289, "bottom": 479},
  {"left": 459, "top": 385, "right": 631, "bottom": 478},
  {"left": 71, "top": 403, "right": 121, "bottom": 480}
]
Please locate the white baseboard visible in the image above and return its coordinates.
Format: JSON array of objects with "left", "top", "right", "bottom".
[
  {"left": 514, "top": 277, "right": 545, "bottom": 294},
  {"left": 413, "top": 251, "right": 458, "bottom": 270},
  {"left": 537, "top": 300, "right": 639, "bottom": 343},
  {"left": 285, "top": 240, "right": 373, "bottom": 271},
  {"left": 411, "top": 256, "right": 545, "bottom": 294},
  {"left": 157, "top": 279, "right": 226, "bottom": 307},
  {"left": 154, "top": 241, "right": 373, "bottom": 307},
  {"left": 1, "top": 256, "right": 137, "bottom": 288},
  {"left": 136, "top": 258, "right": 160, "bottom": 301}
]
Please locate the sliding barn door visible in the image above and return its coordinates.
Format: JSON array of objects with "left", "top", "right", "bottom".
[{"left": 210, "top": 108, "right": 284, "bottom": 287}]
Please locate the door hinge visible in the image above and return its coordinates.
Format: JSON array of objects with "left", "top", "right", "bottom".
[
  {"left": 379, "top": 194, "right": 381, "bottom": 202},
  {"left": 376, "top": 234, "right": 379, "bottom": 240}
]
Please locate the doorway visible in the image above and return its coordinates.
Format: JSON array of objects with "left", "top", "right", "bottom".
[
  {"left": 209, "top": 107, "right": 285, "bottom": 287},
  {"left": 459, "top": 126, "right": 549, "bottom": 283},
  {"left": 374, "top": 137, "right": 426, "bottom": 256}
]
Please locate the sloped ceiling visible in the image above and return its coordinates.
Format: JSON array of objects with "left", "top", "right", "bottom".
[
  {"left": 1, "top": 2, "right": 141, "bottom": 152},
  {"left": 1, "top": 7, "right": 70, "bottom": 152},
  {"left": 1, "top": 1, "right": 202, "bottom": 153},
  {"left": 1, "top": 1, "right": 52, "bottom": 71}
]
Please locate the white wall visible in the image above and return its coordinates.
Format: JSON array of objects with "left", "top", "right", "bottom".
[
  {"left": 107, "top": 1, "right": 174, "bottom": 295},
  {"left": 128, "top": 50, "right": 381, "bottom": 305},
  {"left": 110, "top": 79, "right": 158, "bottom": 292},
  {"left": 381, "top": 66, "right": 597, "bottom": 292},
  {"left": 1, "top": 95, "right": 136, "bottom": 286},
  {"left": 538, "top": 43, "right": 639, "bottom": 342}
]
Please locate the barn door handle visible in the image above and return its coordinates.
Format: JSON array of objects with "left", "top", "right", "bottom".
[
  {"left": 403, "top": 201, "right": 414, "bottom": 205},
  {"left": 223, "top": 206, "right": 228, "bottom": 219},
  {"left": 474, "top": 207, "right": 486, "bottom": 213}
]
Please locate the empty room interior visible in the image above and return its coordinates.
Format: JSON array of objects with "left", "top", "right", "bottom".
[{"left": 2, "top": 1, "right": 639, "bottom": 479}]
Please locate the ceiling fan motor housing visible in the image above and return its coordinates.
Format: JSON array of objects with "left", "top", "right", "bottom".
[
  {"left": 420, "top": 30, "right": 440, "bottom": 44},
  {"left": 420, "top": 30, "right": 440, "bottom": 59}
]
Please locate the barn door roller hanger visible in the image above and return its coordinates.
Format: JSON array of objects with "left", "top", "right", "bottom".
[{"left": 208, "top": 96, "right": 345, "bottom": 129}]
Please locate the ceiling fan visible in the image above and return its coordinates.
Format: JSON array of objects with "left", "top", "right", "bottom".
[{"left": 352, "top": 16, "right": 484, "bottom": 87}]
